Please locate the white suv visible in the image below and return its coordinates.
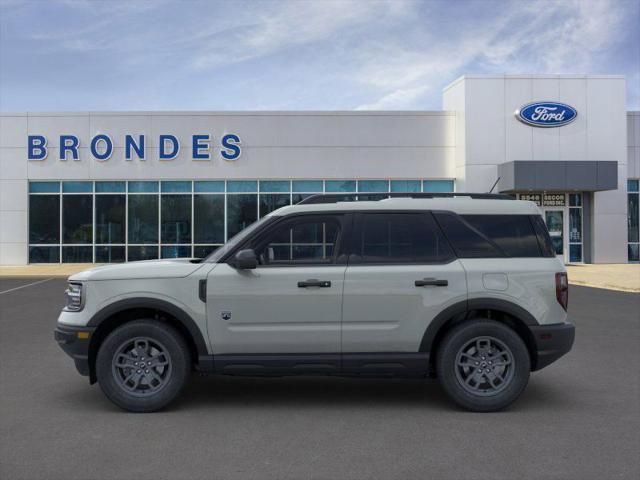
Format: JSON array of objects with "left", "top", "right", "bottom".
[{"left": 55, "top": 193, "right": 574, "bottom": 412}]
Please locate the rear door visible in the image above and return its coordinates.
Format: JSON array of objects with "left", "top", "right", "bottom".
[{"left": 341, "top": 212, "right": 467, "bottom": 359}]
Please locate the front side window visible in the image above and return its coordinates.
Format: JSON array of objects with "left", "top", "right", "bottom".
[
  {"left": 252, "top": 215, "right": 342, "bottom": 265},
  {"left": 355, "top": 213, "right": 454, "bottom": 264}
]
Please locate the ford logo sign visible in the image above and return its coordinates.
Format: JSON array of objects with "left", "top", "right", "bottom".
[{"left": 515, "top": 102, "right": 577, "bottom": 127}]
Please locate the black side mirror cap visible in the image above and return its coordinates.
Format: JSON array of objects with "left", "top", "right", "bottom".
[{"left": 232, "top": 249, "right": 258, "bottom": 270}]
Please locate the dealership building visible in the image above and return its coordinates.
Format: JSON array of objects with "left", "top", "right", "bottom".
[{"left": 0, "top": 74, "right": 638, "bottom": 265}]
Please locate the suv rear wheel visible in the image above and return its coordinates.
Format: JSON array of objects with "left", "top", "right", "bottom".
[
  {"left": 96, "top": 320, "right": 191, "bottom": 412},
  {"left": 436, "top": 319, "right": 530, "bottom": 412}
]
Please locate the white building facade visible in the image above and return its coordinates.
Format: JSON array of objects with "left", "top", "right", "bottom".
[{"left": 1, "top": 75, "right": 638, "bottom": 265}]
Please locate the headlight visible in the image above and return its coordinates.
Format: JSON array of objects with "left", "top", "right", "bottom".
[{"left": 64, "top": 283, "right": 84, "bottom": 312}]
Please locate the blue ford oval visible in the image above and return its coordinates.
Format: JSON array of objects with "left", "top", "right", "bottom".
[{"left": 516, "top": 102, "right": 577, "bottom": 127}]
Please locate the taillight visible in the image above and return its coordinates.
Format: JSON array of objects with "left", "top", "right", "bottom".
[{"left": 555, "top": 272, "right": 568, "bottom": 311}]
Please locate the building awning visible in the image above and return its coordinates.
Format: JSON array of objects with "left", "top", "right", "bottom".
[{"left": 497, "top": 161, "right": 618, "bottom": 193}]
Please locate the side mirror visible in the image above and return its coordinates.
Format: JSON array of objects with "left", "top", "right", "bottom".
[{"left": 232, "top": 249, "right": 258, "bottom": 270}]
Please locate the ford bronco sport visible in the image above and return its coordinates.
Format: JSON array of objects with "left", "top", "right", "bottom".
[{"left": 55, "top": 193, "right": 575, "bottom": 412}]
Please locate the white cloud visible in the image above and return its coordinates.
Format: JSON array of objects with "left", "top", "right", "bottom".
[
  {"left": 190, "top": 0, "right": 410, "bottom": 70},
  {"left": 1, "top": 0, "right": 637, "bottom": 110},
  {"left": 355, "top": 84, "right": 429, "bottom": 110},
  {"left": 354, "top": 0, "right": 630, "bottom": 109}
]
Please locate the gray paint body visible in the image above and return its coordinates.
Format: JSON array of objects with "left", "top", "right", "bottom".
[{"left": 58, "top": 198, "right": 568, "bottom": 357}]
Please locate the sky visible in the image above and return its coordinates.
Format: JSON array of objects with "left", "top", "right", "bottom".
[{"left": 0, "top": 0, "right": 638, "bottom": 111}]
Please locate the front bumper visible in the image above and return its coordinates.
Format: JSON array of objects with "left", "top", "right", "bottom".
[
  {"left": 530, "top": 322, "right": 575, "bottom": 371},
  {"left": 54, "top": 324, "right": 96, "bottom": 377}
]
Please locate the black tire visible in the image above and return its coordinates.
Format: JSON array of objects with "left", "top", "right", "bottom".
[
  {"left": 436, "top": 319, "right": 530, "bottom": 412},
  {"left": 96, "top": 320, "right": 191, "bottom": 412}
]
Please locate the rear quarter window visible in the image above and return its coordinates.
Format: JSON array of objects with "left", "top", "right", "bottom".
[
  {"left": 530, "top": 215, "right": 557, "bottom": 258},
  {"left": 433, "top": 212, "right": 504, "bottom": 258},
  {"left": 461, "top": 214, "right": 542, "bottom": 257}
]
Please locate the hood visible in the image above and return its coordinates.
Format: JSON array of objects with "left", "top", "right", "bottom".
[{"left": 69, "top": 258, "right": 206, "bottom": 281}]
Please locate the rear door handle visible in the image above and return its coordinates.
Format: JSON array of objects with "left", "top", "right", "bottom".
[
  {"left": 415, "top": 278, "right": 448, "bottom": 287},
  {"left": 298, "top": 279, "right": 332, "bottom": 288}
]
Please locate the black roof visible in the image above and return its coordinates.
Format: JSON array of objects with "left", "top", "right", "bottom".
[{"left": 296, "top": 192, "right": 515, "bottom": 205}]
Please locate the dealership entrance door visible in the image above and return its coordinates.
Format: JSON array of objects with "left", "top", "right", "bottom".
[
  {"left": 517, "top": 193, "right": 584, "bottom": 264},
  {"left": 544, "top": 210, "right": 565, "bottom": 259}
]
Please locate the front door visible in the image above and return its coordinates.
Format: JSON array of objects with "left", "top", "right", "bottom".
[
  {"left": 206, "top": 214, "right": 347, "bottom": 356},
  {"left": 544, "top": 210, "right": 565, "bottom": 261},
  {"left": 341, "top": 212, "right": 467, "bottom": 371}
]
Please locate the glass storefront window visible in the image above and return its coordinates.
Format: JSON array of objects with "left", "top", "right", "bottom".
[
  {"left": 628, "top": 192, "right": 639, "bottom": 243},
  {"left": 291, "top": 193, "right": 314, "bottom": 204},
  {"left": 95, "top": 246, "right": 125, "bottom": 263},
  {"left": 29, "top": 246, "right": 59, "bottom": 263},
  {"left": 161, "top": 246, "right": 192, "bottom": 258},
  {"left": 62, "top": 246, "right": 92, "bottom": 262},
  {"left": 423, "top": 180, "right": 454, "bottom": 192},
  {"left": 62, "top": 181, "right": 92, "bottom": 193},
  {"left": 194, "top": 245, "right": 219, "bottom": 258},
  {"left": 161, "top": 181, "right": 192, "bottom": 193},
  {"left": 259, "top": 181, "right": 290, "bottom": 192},
  {"left": 358, "top": 180, "right": 388, "bottom": 192},
  {"left": 62, "top": 195, "right": 92, "bottom": 244},
  {"left": 161, "top": 195, "right": 192, "bottom": 244},
  {"left": 128, "top": 181, "right": 159, "bottom": 193},
  {"left": 629, "top": 180, "right": 639, "bottom": 261},
  {"left": 227, "top": 194, "right": 258, "bottom": 238},
  {"left": 128, "top": 195, "right": 158, "bottom": 244},
  {"left": 227, "top": 181, "right": 257, "bottom": 193},
  {"left": 95, "top": 181, "right": 125, "bottom": 193},
  {"left": 29, "top": 195, "right": 59, "bottom": 243},
  {"left": 194, "top": 195, "right": 224, "bottom": 244},
  {"left": 128, "top": 245, "right": 158, "bottom": 261},
  {"left": 28, "top": 179, "right": 455, "bottom": 263},
  {"left": 569, "top": 194, "right": 582, "bottom": 207},
  {"left": 195, "top": 181, "right": 224, "bottom": 193},
  {"left": 95, "top": 195, "right": 125, "bottom": 244},
  {"left": 259, "top": 194, "right": 291, "bottom": 217},
  {"left": 391, "top": 180, "right": 421, "bottom": 192},
  {"left": 325, "top": 180, "right": 356, "bottom": 192},
  {"left": 29, "top": 182, "right": 60, "bottom": 193},
  {"left": 292, "top": 180, "right": 322, "bottom": 192}
]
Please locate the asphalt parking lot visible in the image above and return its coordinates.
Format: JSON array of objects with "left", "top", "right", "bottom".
[{"left": 1, "top": 277, "right": 638, "bottom": 480}]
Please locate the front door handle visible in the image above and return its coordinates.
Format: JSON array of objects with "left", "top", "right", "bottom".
[
  {"left": 298, "top": 279, "right": 332, "bottom": 288},
  {"left": 415, "top": 278, "right": 448, "bottom": 287}
]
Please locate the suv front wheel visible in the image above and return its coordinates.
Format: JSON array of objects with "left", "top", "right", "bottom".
[
  {"left": 96, "top": 320, "right": 191, "bottom": 412},
  {"left": 436, "top": 319, "right": 530, "bottom": 412}
]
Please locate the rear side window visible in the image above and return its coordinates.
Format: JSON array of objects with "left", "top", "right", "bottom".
[
  {"left": 355, "top": 213, "right": 454, "bottom": 264},
  {"left": 433, "top": 212, "right": 504, "bottom": 258},
  {"left": 530, "top": 215, "right": 556, "bottom": 257},
  {"left": 461, "top": 215, "right": 541, "bottom": 257}
]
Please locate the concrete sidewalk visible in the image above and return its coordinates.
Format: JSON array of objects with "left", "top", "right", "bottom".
[
  {"left": 565, "top": 264, "right": 640, "bottom": 293},
  {"left": 0, "top": 263, "right": 638, "bottom": 292},
  {"left": 0, "top": 264, "right": 101, "bottom": 277}
]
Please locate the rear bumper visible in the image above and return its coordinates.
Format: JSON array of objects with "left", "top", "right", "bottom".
[
  {"left": 54, "top": 324, "right": 96, "bottom": 377},
  {"left": 530, "top": 322, "right": 575, "bottom": 371}
]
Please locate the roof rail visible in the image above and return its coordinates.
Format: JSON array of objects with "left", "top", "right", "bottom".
[{"left": 296, "top": 192, "right": 515, "bottom": 205}]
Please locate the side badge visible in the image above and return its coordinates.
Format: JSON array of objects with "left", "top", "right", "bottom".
[{"left": 221, "top": 311, "right": 232, "bottom": 321}]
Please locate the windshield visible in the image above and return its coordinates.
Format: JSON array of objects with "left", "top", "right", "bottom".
[{"left": 202, "top": 216, "right": 274, "bottom": 263}]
